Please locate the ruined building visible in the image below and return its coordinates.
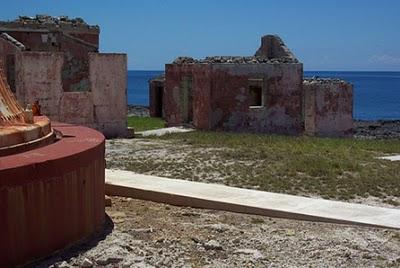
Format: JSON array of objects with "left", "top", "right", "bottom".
[
  {"left": 0, "top": 15, "right": 127, "bottom": 137},
  {"left": 150, "top": 35, "right": 353, "bottom": 137}
]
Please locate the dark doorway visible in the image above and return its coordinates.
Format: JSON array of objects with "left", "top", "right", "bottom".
[
  {"left": 154, "top": 86, "right": 163, "bottom": 117},
  {"left": 249, "top": 78, "right": 263, "bottom": 107}
]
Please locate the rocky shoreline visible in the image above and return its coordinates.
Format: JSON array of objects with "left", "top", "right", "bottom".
[
  {"left": 354, "top": 120, "right": 400, "bottom": 139},
  {"left": 127, "top": 105, "right": 400, "bottom": 139}
]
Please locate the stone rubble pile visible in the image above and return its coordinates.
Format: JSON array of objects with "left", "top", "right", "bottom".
[
  {"left": 304, "top": 77, "right": 348, "bottom": 84},
  {"left": 1, "top": 15, "right": 99, "bottom": 30},
  {"left": 173, "top": 55, "right": 299, "bottom": 64}
]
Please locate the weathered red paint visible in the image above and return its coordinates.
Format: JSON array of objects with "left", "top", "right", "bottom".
[
  {"left": 304, "top": 80, "right": 353, "bottom": 137},
  {"left": 0, "top": 122, "right": 105, "bottom": 267},
  {"left": 150, "top": 35, "right": 354, "bottom": 137},
  {"left": 0, "top": 16, "right": 128, "bottom": 138},
  {"left": 163, "top": 63, "right": 304, "bottom": 135}
]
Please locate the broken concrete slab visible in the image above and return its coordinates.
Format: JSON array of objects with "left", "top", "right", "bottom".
[{"left": 105, "top": 169, "right": 400, "bottom": 229}]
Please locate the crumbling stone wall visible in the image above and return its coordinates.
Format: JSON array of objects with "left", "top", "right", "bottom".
[
  {"left": 14, "top": 52, "right": 127, "bottom": 137},
  {"left": 303, "top": 78, "right": 353, "bottom": 137},
  {"left": 164, "top": 62, "right": 303, "bottom": 134},
  {"left": 0, "top": 16, "right": 99, "bottom": 93},
  {"left": 0, "top": 16, "right": 127, "bottom": 137},
  {"left": 152, "top": 34, "right": 354, "bottom": 137},
  {"left": 255, "top": 35, "right": 298, "bottom": 62},
  {"left": 15, "top": 52, "right": 64, "bottom": 119},
  {"left": 165, "top": 64, "right": 212, "bottom": 129},
  {"left": 89, "top": 53, "right": 127, "bottom": 137},
  {"left": 0, "top": 15, "right": 99, "bottom": 50}
]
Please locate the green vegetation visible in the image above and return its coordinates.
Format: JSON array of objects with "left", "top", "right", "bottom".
[
  {"left": 145, "top": 131, "right": 400, "bottom": 201},
  {"left": 127, "top": 116, "right": 165, "bottom": 132}
]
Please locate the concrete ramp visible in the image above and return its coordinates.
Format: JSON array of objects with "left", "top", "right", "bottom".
[
  {"left": 105, "top": 169, "right": 400, "bottom": 229},
  {"left": 378, "top": 155, "right": 400, "bottom": 161},
  {"left": 135, "top": 127, "right": 194, "bottom": 137}
]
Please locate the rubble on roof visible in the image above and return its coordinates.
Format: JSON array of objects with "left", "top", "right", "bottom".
[
  {"left": 304, "top": 77, "right": 348, "bottom": 84},
  {"left": 0, "top": 15, "right": 99, "bottom": 30},
  {"left": 173, "top": 55, "right": 299, "bottom": 65}
]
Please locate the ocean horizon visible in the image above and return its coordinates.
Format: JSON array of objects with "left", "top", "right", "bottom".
[{"left": 128, "top": 70, "right": 400, "bottom": 121}]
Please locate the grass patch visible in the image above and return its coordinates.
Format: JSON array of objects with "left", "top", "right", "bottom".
[
  {"left": 127, "top": 116, "right": 165, "bottom": 132},
  {"left": 144, "top": 131, "right": 400, "bottom": 201}
]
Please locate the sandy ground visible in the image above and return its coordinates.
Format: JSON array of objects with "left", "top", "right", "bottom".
[
  {"left": 29, "top": 137, "right": 400, "bottom": 267},
  {"left": 105, "top": 138, "right": 400, "bottom": 208},
  {"left": 33, "top": 197, "right": 400, "bottom": 268}
]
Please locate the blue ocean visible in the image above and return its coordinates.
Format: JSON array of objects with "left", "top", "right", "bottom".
[{"left": 128, "top": 71, "right": 400, "bottom": 120}]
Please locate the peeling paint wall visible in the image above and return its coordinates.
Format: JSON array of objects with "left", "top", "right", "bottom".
[
  {"left": 89, "top": 53, "right": 127, "bottom": 137},
  {"left": 165, "top": 64, "right": 212, "bottom": 129},
  {"left": 164, "top": 63, "right": 303, "bottom": 134},
  {"left": 13, "top": 52, "right": 127, "bottom": 137},
  {"left": 304, "top": 80, "right": 353, "bottom": 137},
  {"left": 15, "top": 52, "right": 64, "bottom": 118}
]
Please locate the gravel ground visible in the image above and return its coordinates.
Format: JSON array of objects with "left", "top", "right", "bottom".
[
  {"left": 29, "top": 110, "right": 400, "bottom": 267},
  {"left": 105, "top": 138, "right": 400, "bottom": 208},
  {"left": 33, "top": 197, "right": 400, "bottom": 268}
]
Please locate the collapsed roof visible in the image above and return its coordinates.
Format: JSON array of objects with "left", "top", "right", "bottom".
[{"left": 172, "top": 35, "right": 299, "bottom": 64}]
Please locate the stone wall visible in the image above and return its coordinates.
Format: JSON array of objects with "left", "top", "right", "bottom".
[
  {"left": 89, "top": 53, "right": 127, "bottom": 137},
  {"left": 0, "top": 15, "right": 99, "bottom": 48},
  {"left": 14, "top": 52, "right": 127, "bottom": 137},
  {"left": 165, "top": 64, "right": 213, "bottom": 129},
  {"left": 254, "top": 35, "right": 298, "bottom": 61},
  {"left": 164, "top": 62, "right": 304, "bottom": 134},
  {"left": 15, "top": 52, "right": 64, "bottom": 119},
  {"left": 303, "top": 79, "right": 353, "bottom": 137}
]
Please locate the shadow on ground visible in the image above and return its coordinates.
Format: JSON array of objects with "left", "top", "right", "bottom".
[{"left": 26, "top": 214, "right": 114, "bottom": 268}]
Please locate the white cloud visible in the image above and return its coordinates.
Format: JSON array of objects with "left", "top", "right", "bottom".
[{"left": 368, "top": 54, "right": 400, "bottom": 64}]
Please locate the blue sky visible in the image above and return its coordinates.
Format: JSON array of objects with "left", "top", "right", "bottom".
[{"left": 2, "top": 0, "right": 400, "bottom": 71}]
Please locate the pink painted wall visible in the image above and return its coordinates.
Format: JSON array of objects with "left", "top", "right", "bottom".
[
  {"left": 13, "top": 52, "right": 127, "bottom": 137},
  {"left": 164, "top": 63, "right": 303, "bottom": 135},
  {"left": 304, "top": 80, "right": 353, "bottom": 137},
  {"left": 89, "top": 53, "right": 127, "bottom": 137},
  {"left": 15, "top": 52, "right": 64, "bottom": 119}
]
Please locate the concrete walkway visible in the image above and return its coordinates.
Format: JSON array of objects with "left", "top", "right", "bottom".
[
  {"left": 105, "top": 169, "right": 400, "bottom": 229},
  {"left": 378, "top": 155, "right": 400, "bottom": 161},
  {"left": 135, "top": 127, "right": 194, "bottom": 137}
]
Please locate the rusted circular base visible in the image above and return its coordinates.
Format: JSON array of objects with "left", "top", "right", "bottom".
[
  {"left": 0, "top": 116, "right": 53, "bottom": 156},
  {"left": 0, "top": 122, "right": 105, "bottom": 267}
]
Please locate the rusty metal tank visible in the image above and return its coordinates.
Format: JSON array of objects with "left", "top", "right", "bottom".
[
  {"left": 0, "top": 67, "right": 53, "bottom": 155},
  {"left": 0, "top": 64, "right": 105, "bottom": 267}
]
